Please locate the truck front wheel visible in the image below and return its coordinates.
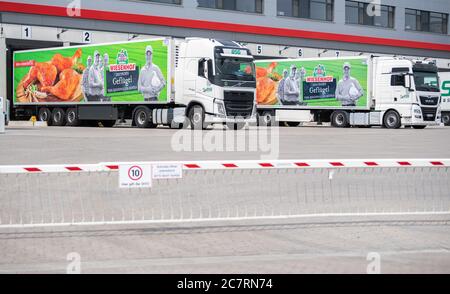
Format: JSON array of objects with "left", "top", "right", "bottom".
[
  {"left": 383, "top": 110, "right": 401, "bottom": 129},
  {"left": 442, "top": 113, "right": 450, "bottom": 126},
  {"left": 38, "top": 108, "right": 52, "bottom": 126},
  {"left": 51, "top": 108, "right": 66, "bottom": 127},
  {"left": 188, "top": 105, "right": 205, "bottom": 130},
  {"left": 331, "top": 111, "right": 349, "bottom": 128},
  {"left": 283, "top": 121, "right": 301, "bottom": 127}
]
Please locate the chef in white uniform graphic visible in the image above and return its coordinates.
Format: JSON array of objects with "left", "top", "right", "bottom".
[
  {"left": 138, "top": 45, "right": 166, "bottom": 102},
  {"left": 335, "top": 62, "right": 364, "bottom": 107}
]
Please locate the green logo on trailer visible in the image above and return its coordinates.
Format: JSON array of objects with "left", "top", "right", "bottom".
[
  {"left": 313, "top": 65, "right": 327, "bottom": 77},
  {"left": 442, "top": 81, "right": 450, "bottom": 97},
  {"left": 116, "top": 49, "right": 129, "bottom": 65}
]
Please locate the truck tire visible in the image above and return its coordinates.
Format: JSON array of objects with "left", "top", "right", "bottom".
[
  {"left": 188, "top": 105, "right": 205, "bottom": 130},
  {"left": 66, "top": 108, "right": 80, "bottom": 127},
  {"left": 442, "top": 113, "right": 450, "bottom": 126},
  {"left": 101, "top": 120, "right": 116, "bottom": 128},
  {"left": 51, "top": 108, "right": 66, "bottom": 126},
  {"left": 258, "top": 111, "right": 274, "bottom": 127},
  {"left": 134, "top": 107, "right": 156, "bottom": 129},
  {"left": 412, "top": 125, "right": 426, "bottom": 129},
  {"left": 331, "top": 111, "right": 349, "bottom": 128},
  {"left": 283, "top": 121, "right": 301, "bottom": 127},
  {"left": 38, "top": 108, "right": 52, "bottom": 126},
  {"left": 383, "top": 110, "right": 401, "bottom": 129}
]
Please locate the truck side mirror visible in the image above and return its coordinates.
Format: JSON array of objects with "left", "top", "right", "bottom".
[
  {"left": 404, "top": 74, "right": 411, "bottom": 89},
  {"left": 203, "top": 61, "right": 209, "bottom": 79}
]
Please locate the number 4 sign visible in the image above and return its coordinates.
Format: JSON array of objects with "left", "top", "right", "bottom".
[{"left": 119, "top": 164, "right": 152, "bottom": 188}]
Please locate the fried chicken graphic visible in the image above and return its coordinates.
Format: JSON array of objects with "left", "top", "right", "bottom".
[
  {"left": 41, "top": 69, "right": 81, "bottom": 101},
  {"left": 22, "top": 49, "right": 83, "bottom": 100},
  {"left": 51, "top": 48, "right": 82, "bottom": 73},
  {"left": 23, "top": 62, "right": 58, "bottom": 88},
  {"left": 256, "top": 62, "right": 279, "bottom": 105}
]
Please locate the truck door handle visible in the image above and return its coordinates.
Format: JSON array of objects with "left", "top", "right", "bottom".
[{"left": 394, "top": 97, "right": 398, "bottom": 102}]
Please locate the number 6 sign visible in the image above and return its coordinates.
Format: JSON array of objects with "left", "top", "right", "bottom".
[{"left": 119, "top": 164, "right": 152, "bottom": 188}]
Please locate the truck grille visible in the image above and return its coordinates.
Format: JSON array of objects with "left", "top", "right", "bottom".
[
  {"left": 224, "top": 91, "right": 254, "bottom": 118},
  {"left": 421, "top": 107, "right": 437, "bottom": 121},
  {"left": 420, "top": 96, "right": 439, "bottom": 106}
]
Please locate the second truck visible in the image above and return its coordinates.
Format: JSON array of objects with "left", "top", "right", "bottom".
[{"left": 255, "top": 56, "right": 441, "bottom": 129}]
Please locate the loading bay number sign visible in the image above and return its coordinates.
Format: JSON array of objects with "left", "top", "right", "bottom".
[{"left": 119, "top": 164, "right": 152, "bottom": 188}]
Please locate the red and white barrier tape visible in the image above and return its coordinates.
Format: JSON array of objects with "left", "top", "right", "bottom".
[{"left": 0, "top": 159, "right": 449, "bottom": 174}]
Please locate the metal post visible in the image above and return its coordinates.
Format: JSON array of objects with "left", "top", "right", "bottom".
[{"left": 0, "top": 97, "right": 5, "bottom": 133}]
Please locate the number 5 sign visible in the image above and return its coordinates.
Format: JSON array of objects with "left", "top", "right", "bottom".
[{"left": 119, "top": 164, "right": 152, "bottom": 188}]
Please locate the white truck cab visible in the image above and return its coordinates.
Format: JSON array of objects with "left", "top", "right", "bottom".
[
  {"left": 174, "top": 38, "right": 257, "bottom": 129},
  {"left": 373, "top": 57, "right": 441, "bottom": 128}
]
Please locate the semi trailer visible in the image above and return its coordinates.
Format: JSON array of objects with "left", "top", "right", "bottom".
[
  {"left": 12, "top": 37, "right": 257, "bottom": 129},
  {"left": 255, "top": 56, "right": 441, "bottom": 129},
  {"left": 439, "top": 71, "right": 450, "bottom": 126}
]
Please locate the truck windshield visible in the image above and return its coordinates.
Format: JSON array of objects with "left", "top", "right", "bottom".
[
  {"left": 414, "top": 71, "right": 440, "bottom": 92},
  {"left": 215, "top": 57, "right": 256, "bottom": 83}
]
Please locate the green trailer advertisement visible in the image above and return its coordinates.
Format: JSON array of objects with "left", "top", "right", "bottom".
[
  {"left": 13, "top": 38, "right": 170, "bottom": 105},
  {"left": 255, "top": 57, "right": 369, "bottom": 108}
]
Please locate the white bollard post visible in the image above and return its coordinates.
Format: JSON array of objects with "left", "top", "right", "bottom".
[{"left": 0, "top": 97, "right": 5, "bottom": 134}]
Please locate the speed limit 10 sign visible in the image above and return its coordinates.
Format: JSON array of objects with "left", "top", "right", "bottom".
[{"left": 119, "top": 164, "right": 152, "bottom": 188}]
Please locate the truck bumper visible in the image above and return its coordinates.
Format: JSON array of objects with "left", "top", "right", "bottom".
[
  {"left": 205, "top": 114, "right": 257, "bottom": 124},
  {"left": 402, "top": 117, "right": 441, "bottom": 126}
]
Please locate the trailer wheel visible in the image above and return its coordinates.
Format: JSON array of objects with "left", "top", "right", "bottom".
[
  {"left": 51, "top": 108, "right": 66, "bottom": 126},
  {"left": 188, "top": 105, "right": 205, "bottom": 130},
  {"left": 38, "top": 108, "right": 52, "bottom": 126},
  {"left": 331, "top": 111, "right": 349, "bottom": 128},
  {"left": 134, "top": 107, "right": 156, "bottom": 129},
  {"left": 258, "top": 111, "right": 274, "bottom": 127},
  {"left": 412, "top": 125, "right": 426, "bottom": 129},
  {"left": 383, "top": 110, "right": 401, "bottom": 129},
  {"left": 66, "top": 108, "right": 80, "bottom": 127},
  {"left": 442, "top": 113, "right": 450, "bottom": 126}
]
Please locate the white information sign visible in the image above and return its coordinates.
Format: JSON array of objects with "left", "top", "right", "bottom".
[{"left": 152, "top": 163, "right": 183, "bottom": 180}]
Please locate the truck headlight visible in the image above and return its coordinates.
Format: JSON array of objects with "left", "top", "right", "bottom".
[
  {"left": 413, "top": 105, "right": 422, "bottom": 119},
  {"left": 214, "top": 101, "right": 226, "bottom": 116}
]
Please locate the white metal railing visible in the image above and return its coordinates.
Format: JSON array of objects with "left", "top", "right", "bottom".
[{"left": 0, "top": 159, "right": 449, "bottom": 228}]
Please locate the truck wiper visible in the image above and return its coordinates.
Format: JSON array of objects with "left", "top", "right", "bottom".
[{"left": 418, "top": 85, "right": 439, "bottom": 92}]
